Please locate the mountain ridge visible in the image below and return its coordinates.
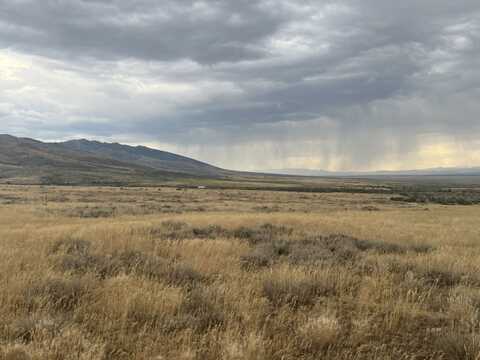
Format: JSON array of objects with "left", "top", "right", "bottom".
[
  {"left": 0, "top": 134, "right": 230, "bottom": 185},
  {"left": 2, "top": 134, "right": 480, "bottom": 186},
  {"left": 60, "top": 138, "right": 225, "bottom": 177},
  {"left": 263, "top": 167, "right": 480, "bottom": 177}
]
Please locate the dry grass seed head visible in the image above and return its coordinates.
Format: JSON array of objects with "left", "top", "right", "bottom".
[{"left": 437, "top": 331, "right": 480, "bottom": 360}]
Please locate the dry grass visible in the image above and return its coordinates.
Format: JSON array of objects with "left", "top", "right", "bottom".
[{"left": 1, "top": 185, "right": 480, "bottom": 359}]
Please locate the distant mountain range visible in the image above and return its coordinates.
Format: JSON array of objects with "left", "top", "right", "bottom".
[
  {"left": 264, "top": 167, "right": 480, "bottom": 177},
  {"left": 1, "top": 134, "right": 479, "bottom": 186},
  {"left": 0, "top": 134, "right": 229, "bottom": 185}
]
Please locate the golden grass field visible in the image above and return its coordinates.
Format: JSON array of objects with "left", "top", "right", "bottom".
[{"left": 1, "top": 185, "right": 480, "bottom": 359}]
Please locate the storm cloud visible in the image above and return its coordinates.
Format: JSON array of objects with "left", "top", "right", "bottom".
[{"left": 1, "top": 0, "right": 480, "bottom": 170}]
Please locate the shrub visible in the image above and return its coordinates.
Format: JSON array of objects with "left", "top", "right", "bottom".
[
  {"left": 167, "top": 263, "right": 204, "bottom": 287},
  {"left": 49, "top": 243, "right": 205, "bottom": 288},
  {"left": 386, "top": 260, "right": 465, "bottom": 288},
  {"left": 24, "top": 277, "right": 89, "bottom": 312},
  {"left": 263, "top": 276, "right": 335, "bottom": 309},
  {"left": 153, "top": 221, "right": 193, "bottom": 240},
  {"left": 192, "top": 225, "right": 228, "bottom": 239},
  {"left": 49, "top": 238, "right": 91, "bottom": 256},
  {"left": 240, "top": 239, "right": 292, "bottom": 270},
  {"left": 298, "top": 235, "right": 360, "bottom": 264},
  {"left": 53, "top": 253, "right": 108, "bottom": 276},
  {"left": 233, "top": 223, "right": 294, "bottom": 245},
  {"left": 240, "top": 252, "right": 271, "bottom": 270},
  {"left": 177, "top": 287, "right": 224, "bottom": 332}
]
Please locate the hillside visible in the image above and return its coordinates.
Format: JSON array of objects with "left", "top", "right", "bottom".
[
  {"left": 0, "top": 135, "right": 227, "bottom": 185},
  {"left": 61, "top": 139, "right": 224, "bottom": 177}
]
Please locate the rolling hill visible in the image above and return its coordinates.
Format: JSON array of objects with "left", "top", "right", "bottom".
[{"left": 0, "top": 134, "right": 228, "bottom": 185}]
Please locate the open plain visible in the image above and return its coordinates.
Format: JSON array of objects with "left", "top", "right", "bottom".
[{"left": 1, "top": 183, "right": 480, "bottom": 359}]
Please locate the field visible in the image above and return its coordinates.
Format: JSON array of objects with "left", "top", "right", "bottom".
[{"left": 1, "top": 184, "right": 480, "bottom": 359}]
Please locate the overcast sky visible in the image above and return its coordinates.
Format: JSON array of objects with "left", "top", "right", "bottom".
[{"left": 1, "top": 0, "right": 480, "bottom": 171}]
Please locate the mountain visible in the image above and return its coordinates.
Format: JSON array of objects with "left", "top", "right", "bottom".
[
  {"left": 264, "top": 167, "right": 480, "bottom": 177},
  {"left": 0, "top": 134, "right": 228, "bottom": 185},
  {"left": 263, "top": 169, "right": 334, "bottom": 177},
  {"left": 3, "top": 133, "right": 479, "bottom": 186},
  {"left": 61, "top": 139, "right": 224, "bottom": 177}
]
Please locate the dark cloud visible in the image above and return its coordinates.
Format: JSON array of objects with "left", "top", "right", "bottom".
[
  {"left": 0, "top": 0, "right": 287, "bottom": 63},
  {"left": 0, "top": 0, "right": 479, "bottom": 170}
]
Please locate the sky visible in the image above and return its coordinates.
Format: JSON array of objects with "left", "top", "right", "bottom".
[{"left": 1, "top": 0, "right": 480, "bottom": 171}]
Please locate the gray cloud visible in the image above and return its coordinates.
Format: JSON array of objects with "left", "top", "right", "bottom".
[
  {"left": 0, "top": 0, "right": 287, "bottom": 63},
  {"left": 0, "top": 0, "right": 479, "bottom": 170}
]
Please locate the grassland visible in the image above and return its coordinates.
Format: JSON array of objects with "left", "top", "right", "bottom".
[{"left": 1, "top": 184, "right": 480, "bottom": 359}]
